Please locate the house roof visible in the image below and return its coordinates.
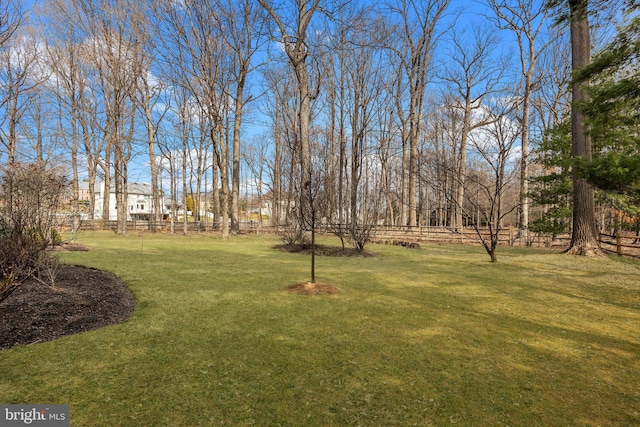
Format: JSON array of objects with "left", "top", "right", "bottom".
[
  {"left": 125, "top": 183, "right": 153, "bottom": 196},
  {"left": 262, "top": 190, "right": 295, "bottom": 200},
  {"left": 80, "top": 181, "right": 157, "bottom": 196}
]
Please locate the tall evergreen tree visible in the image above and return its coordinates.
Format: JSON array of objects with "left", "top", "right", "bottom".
[
  {"left": 566, "top": 0, "right": 600, "bottom": 255},
  {"left": 534, "top": 1, "right": 639, "bottom": 242},
  {"left": 576, "top": 1, "right": 640, "bottom": 215},
  {"left": 529, "top": 120, "right": 574, "bottom": 240}
]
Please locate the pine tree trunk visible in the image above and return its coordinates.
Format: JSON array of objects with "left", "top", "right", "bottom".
[{"left": 567, "top": 0, "right": 600, "bottom": 255}]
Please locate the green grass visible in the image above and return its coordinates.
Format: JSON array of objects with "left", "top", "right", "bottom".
[{"left": 2, "top": 232, "right": 640, "bottom": 426}]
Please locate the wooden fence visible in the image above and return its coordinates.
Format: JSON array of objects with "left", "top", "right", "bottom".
[
  {"left": 599, "top": 232, "right": 640, "bottom": 257},
  {"left": 78, "top": 219, "right": 218, "bottom": 232},
  {"left": 71, "top": 219, "right": 640, "bottom": 258}
]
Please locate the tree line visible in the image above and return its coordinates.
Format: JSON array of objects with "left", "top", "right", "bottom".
[{"left": 0, "top": 0, "right": 636, "bottom": 257}]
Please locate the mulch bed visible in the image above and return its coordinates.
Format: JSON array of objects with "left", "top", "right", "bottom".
[
  {"left": 0, "top": 265, "right": 135, "bottom": 350},
  {"left": 274, "top": 243, "right": 376, "bottom": 257},
  {"left": 276, "top": 244, "right": 351, "bottom": 295}
]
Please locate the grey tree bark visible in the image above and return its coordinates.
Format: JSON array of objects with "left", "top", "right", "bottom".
[
  {"left": 488, "top": 0, "right": 554, "bottom": 243},
  {"left": 567, "top": 0, "right": 599, "bottom": 255},
  {"left": 258, "top": 0, "right": 323, "bottom": 282},
  {"left": 388, "top": 0, "right": 450, "bottom": 227}
]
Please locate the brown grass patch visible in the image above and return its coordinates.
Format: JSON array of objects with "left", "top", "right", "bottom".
[
  {"left": 55, "top": 242, "right": 92, "bottom": 252},
  {"left": 286, "top": 282, "right": 339, "bottom": 295}
]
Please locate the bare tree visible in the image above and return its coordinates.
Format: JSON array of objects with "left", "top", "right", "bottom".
[
  {"left": 453, "top": 101, "right": 521, "bottom": 262},
  {"left": 488, "top": 0, "right": 555, "bottom": 243},
  {"left": 257, "top": 0, "right": 326, "bottom": 282},
  {"left": 69, "top": 0, "right": 141, "bottom": 234},
  {"left": 131, "top": 3, "right": 167, "bottom": 229},
  {"left": 258, "top": 0, "right": 321, "bottom": 215},
  {"left": 260, "top": 64, "right": 300, "bottom": 226},
  {"left": 422, "top": 97, "right": 462, "bottom": 227},
  {"left": 373, "top": 88, "right": 402, "bottom": 225},
  {"left": 157, "top": 134, "right": 178, "bottom": 234},
  {"left": 0, "top": 25, "right": 45, "bottom": 209},
  {"left": 45, "top": 0, "right": 101, "bottom": 220},
  {"left": 322, "top": 10, "right": 348, "bottom": 232},
  {"left": 157, "top": 0, "right": 233, "bottom": 238},
  {"left": 213, "top": 0, "right": 267, "bottom": 234},
  {"left": 324, "top": 7, "right": 388, "bottom": 242},
  {"left": 187, "top": 115, "right": 214, "bottom": 226},
  {"left": 387, "top": 0, "right": 451, "bottom": 227},
  {"left": 0, "top": 0, "right": 22, "bottom": 50},
  {"left": 45, "top": 42, "right": 81, "bottom": 215},
  {"left": 532, "top": 29, "right": 571, "bottom": 135},
  {"left": 243, "top": 136, "right": 270, "bottom": 232},
  {"left": 440, "top": 25, "right": 506, "bottom": 231}
]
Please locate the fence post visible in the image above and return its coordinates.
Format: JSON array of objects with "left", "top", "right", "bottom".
[{"left": 616, "top": 230, "right": 623, "bottom": 256}]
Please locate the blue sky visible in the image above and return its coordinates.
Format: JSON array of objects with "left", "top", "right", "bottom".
[{"left": 7, "top": 0, "right": 597, "bottom": 194}]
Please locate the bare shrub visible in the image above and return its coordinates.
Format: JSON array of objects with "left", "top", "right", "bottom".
[
  {"left": 0, "top": 163, "right": 69, "bottom": 303},
  {"left": 33, "top": 253, "right": 62, "bottom": 288},
  {"left": 325, "top": 223, "right": 348, "bottom": 251},
  {"left": 347, "top": 223, "right": 377, "bottom": 252},
  {"left": 277, "top": 216, "right": 309, "bottom": 246}
]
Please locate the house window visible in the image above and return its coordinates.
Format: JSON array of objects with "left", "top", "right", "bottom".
[{"left": 140, "top": 204, "right": 145, "bottom": 210}]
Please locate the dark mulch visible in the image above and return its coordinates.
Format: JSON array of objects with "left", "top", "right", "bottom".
[
  {"left": 274, "top": 243, "right": 376, "bottom": 257},
  {"left": 0, "top": 265, "right": 135, "bottom": 350}
]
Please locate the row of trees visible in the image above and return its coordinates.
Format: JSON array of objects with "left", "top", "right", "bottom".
[{"left": 0, "top": 0, "right": 636, "bottom": 259}]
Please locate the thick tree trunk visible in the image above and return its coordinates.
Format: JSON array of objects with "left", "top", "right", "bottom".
[
  {"left": 519, "top": 97, "right": 531, "bottom": 243},
  {"left": 273, "top": 114, "right": 282, "bottom": 226},
  {"left": 231, "top": 78, "right": 245, "bottom": 235},
  {"left": 182, "top": 142, "right": 188, "bottom": 236},
  {"left": 101, "top": 144, "right": 111, "bottom": 223},
  {"left": 144, "top": 102, "right": 161, "bottom": 228},
  {"left": 212, "top": 124, "right": 230, "bottom": 239},
  {"left": 401, "top": 136, "right": 410, "bottom": 226},
  {"left": 567, "top": 0, "right": 599, "bottom": 255},
  {"left": 114, "top": 122, "right": 127, "bottom": 236},
  {"left": 350, "top": 92, "right": 361, "bottom": 228},
  {"left": 70, "top": 114, "right": 80, "bottom": 216},
  {"left": 408, "top": 125, "right": 419, "bottom": 228},
  {"left": 80, "top": 116, "right": 97, "bottom": 220},
  {"left": 455, "top": 98, "right": 472, "bottom": 231},
  {"left": 257, "top": 0, "right": 320, "bottom": 283}
]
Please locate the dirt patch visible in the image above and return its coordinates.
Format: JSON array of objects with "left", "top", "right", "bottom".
[
  {"left": 54, "top": 242, "right": 92, "bottom": 252},
  {"left": 0, "top": 265, "right": 135, "bottom": 350},
  {"left": 286, "top": 282, "right": 339, "bottom": 296},
  {"left": 274, "top": 243, "right": 376, "bottom": 257}
]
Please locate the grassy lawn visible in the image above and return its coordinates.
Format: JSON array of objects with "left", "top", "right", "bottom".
[{"left": 1, "top": 231, "right": 639, "bottom": 426}]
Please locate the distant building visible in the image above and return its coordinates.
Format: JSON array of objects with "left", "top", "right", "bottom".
[
  {"left": 81, "top": 182, "right": 165, "bottom": 220},
  {"left": 262, "top": 191, "right": 296, "bottom": 224}
]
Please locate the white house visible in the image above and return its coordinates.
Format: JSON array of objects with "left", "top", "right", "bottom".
[
  {"left": 262, "top": 191, "right": 296, "bottom": 224},
  {"left": 81, "top": 181, "right": 165, "bottom": 221}
]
